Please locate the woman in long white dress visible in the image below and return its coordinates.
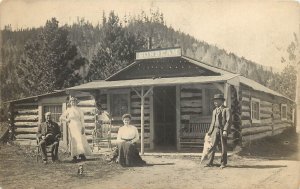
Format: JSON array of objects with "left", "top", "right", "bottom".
[{"left": 60, "top": 97, "right": 92, "bottom": 162}]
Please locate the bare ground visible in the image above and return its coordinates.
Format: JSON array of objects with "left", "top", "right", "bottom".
[{"left": 0, "top": 129, "right": 299, "bottom": 189}]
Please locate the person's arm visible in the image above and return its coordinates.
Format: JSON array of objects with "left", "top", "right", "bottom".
[
  {"left": 117, "top": 127, "right": 122, "bottom": 142},
  {"left": 222, "top": 108, "right": 232, "bottom": 136},
  {"left": 207, "top": 110, "right": 215, "bottom": 135},
  {"left": 80, "top": 109, "right": 85, "bottom": 134},
  {"left": 131, "top": 126, "right": 140, "bottom": 144},
  {"left": 54, "top": 122, "right": 61, "bottom": 140},
  {"left": 36, "top": 123, "right": 43, "bottom": 139},
  {"left": 60, "top": 109, "right": 69, "bottom": 123}
]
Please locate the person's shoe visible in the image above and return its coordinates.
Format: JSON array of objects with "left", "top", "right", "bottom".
[
  {"left": 82, "top": 155, "right": 86, "bottom": 161},
  {"left": 71, "top": 156, "right": 78, "bottom": 163},
  {"left": 79, "top": 154, "right": 86, "bottom": 161},
  {"left": 220, "top": 164, "right": 226, "bottom": 169},
  {"left": 204, "top": 164, "right": 213, "bottom": 167},
  {"left": 43, "top": 160, "right": 47, "bottom": 164}
]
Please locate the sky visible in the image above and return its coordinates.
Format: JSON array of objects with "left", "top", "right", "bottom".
[{"left": 0, "top": 0, "right": 299, "bottom": 72}]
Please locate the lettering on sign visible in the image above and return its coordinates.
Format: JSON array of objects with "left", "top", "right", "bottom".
[{"left": 136, "top": 48, "right": 181, "bottom": 60}]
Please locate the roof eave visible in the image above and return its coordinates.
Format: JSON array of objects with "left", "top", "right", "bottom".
[
  {"left": 3, "top": 90, "right": 67, "bottom": 104},
  {"left": 105, "top": 61, "right": 137, "bottom": 81},
  {"left": 67, "top": 74, "right": 239, "bottom": 91}
]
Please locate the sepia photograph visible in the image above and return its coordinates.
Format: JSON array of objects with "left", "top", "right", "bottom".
[{"left": 0, "top": 0, "right": 299, "bottom": 188}]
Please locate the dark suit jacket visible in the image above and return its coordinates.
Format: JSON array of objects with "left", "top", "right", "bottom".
[
  {"left": 36, "top": 121, "right": 61, "bottom": 139},
  {"left": 207, "top": 105, "right": 232, "bottom": 135}
]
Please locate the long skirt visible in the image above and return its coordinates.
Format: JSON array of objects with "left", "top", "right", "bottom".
[
  {"left": 68, "top": 120, "right": 92, "bottom": 157},
  {"left": 117, "top": 141, "right": 145, "bottom": 167}
]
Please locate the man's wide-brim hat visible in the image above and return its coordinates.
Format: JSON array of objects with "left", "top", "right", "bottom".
[{"left": 213, "top": 94, "right": 225, "bottom": 100}]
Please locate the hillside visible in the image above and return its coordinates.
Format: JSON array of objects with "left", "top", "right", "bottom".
[
  {"left": 66, "top": 14, "right": 279, "bottom": 88},
  {"left": 0, "top": 11, "right": 294, "bottom": 102}
]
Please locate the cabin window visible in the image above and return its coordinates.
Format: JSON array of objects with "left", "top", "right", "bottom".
[
  {"left": 110, "top": 92, "right": 130, "bottom": 119},
  {"left": 43, "top": 104, "right": 62, "bottom": 123},
  {"left": 251, "top": 98, "right": 260, "bottom": 123},
  {"left": 281, "top": 104, "right": 287, "bottom": 120}
]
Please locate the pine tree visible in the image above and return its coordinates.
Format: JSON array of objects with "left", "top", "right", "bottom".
[
  {"left": 278, "top": 65, "right": 297, "bottom": 100},
  {"left": 281, "top": 29, "right": 300, "bottom": 132},
  {"left": 0, "top": 28, "right": 31, "bottom": 101},
  {"left": 17, "top": 18, "right": 86, "bottom": 96},
  {"left": 87, "top": 12, "right": 146, "bottom": 81}
]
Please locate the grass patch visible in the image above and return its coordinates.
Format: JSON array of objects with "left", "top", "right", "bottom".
[
  {"left": 238, "top": 128, "right": 299, "bottom": 160},
  {"left": 0, "top": 143, "right": 125, "bottom": 189}
]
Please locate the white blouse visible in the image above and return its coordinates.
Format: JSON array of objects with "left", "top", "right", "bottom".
[{"left": 117, "top": 125, "right": 139, "bottom": 143}]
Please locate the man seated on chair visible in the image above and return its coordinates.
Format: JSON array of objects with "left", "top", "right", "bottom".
[{"left": 37, "top": 112, "right": 61, "bottom": 164}]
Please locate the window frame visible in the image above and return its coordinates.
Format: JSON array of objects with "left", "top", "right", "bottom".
[
  {"left": 42, "top": 103, "right": 63, "bottom": 123},
  {"left": 281, "top": 104, "right": 287, "bottom": 121},
  {"left": 108, "top": 89, "right": 131, "bottom": 120},
  {"left": 250, "top": 97, "right": 261, "bottom": 123}
]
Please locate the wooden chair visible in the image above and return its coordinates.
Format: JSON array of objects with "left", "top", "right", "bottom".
[
  {"left": 179, "top": 122, "right": 211, "bottom": 149},
  {"left": 36, "top": 137, "right": 59, "bottom": 162},
  {"left": 91, "top": 120, "right": 112, "bottom": 151}
]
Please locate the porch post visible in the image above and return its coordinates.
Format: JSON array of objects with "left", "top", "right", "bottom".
[
  {"left": 176, "top": 85, "right": 181, "bottom": 150},
  {"left": 141, "top": 87, "right": 145, "bottom": 154},
  {"left": 132, "top": 87, "right": 153, "bottom": 154},
  {"left": 224, "top": 83, "right": 231, "bottom": 108},
  {"left": 149, "top": 94, "right": 154, "bottom": 150}
]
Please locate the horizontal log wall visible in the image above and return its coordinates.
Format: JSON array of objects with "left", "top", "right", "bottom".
[
  {"left": 14, "top": 100, "right": 39, "bottom": 146},
  {"left": 76, "top": 92, "right": 96, "bottom": 144},
  {"left": 180, "top": 85, "right": 202, "bottom": 123},
  {"left": 11, "top": 89, "right": 153, "bottom": 149},
  {"left": 12, "top": 86, "right": 294, "bottom": 152},
  {"left": 179, "top": 84, "right": 205, "bottom": 149},
  {"left": 240, "top": 89, "right": 251, "bottom": 128},
  {"left": 240, "top": 84, "right": 294, "bottom": 145},
  {"left": 272, "top": 95, "right": 294, "bottom": 135}
]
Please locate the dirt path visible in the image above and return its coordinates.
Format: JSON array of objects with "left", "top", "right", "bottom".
[
  {"left": 1, "top": 129, "right": 299, "bottom": 189},
  {"left": 77, "top": 155, "right": 300, "bottom": 189}
]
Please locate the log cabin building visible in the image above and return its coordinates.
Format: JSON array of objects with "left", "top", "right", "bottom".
[{"left": 7, "top": 47, "right": 295, "bottom": 153}]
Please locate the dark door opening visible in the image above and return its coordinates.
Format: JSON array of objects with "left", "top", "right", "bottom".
[{"left": 153, "top": 86, "right": 176, "bottom": 149}]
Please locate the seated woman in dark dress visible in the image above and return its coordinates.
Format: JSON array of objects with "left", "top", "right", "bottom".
[{"left": 115, "top": 114, "right": 146, "bottom": 167}]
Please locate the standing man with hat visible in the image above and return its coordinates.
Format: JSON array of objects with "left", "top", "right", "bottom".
[
  {"left": 205, "top": 94, "right": 231, "bottom": 168},
  {"left": 37, "top": 112, "right": 61, "bottom": 164}
]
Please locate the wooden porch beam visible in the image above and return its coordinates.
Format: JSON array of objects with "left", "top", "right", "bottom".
[
  {"left": 132, "top": 86, "right": 153, "bottom": 155},
  {"left": 132, "top": 87, "right": 142, "bottom": 98},
  {"left": 143, "top": 86, "right": 153, "bottom": 97}
]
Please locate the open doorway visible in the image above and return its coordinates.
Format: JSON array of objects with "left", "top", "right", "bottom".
[{"left": 153, "top": 86, "right": 177, "bottom": 150}]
